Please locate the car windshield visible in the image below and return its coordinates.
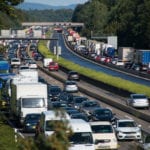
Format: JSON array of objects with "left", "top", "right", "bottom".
[
  {"left": 25, "top": 114, "right": 41, "bottom": 121},
  {"left": 84, "top": 101, "right": 99, "bottom": 107},
  {"left": 22, "top": 98, "right": 45, "bottom": 108},
  {"left": 91, "top": 125, "right": 113, "bottom": 133},
  {"left": 132, "top": 95, "right": 147, "bottom": 99},
  {"left": 95, "top": 109, "right": 111, "bottom": 116},
  {"left": 49, "top": 87, "right": 61, "bottom": 93},
  {"left": 66, "top": 82, "right": 76, "bottom": 85},
  {"left": 118, "top": 121, "right": 137, "bottom": 127},
  {"left": 69, "top": 132, "right": 93, "bottom": 144},
  {"left": 75, "top": 98, "right": 86, "bottom": 103}
]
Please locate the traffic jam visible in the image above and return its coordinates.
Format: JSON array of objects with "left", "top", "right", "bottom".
[{"left": 0, "top": 27, "right": 150, "bottom": 150}]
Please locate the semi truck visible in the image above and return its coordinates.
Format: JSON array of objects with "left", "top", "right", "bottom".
[
  {"left": 10, "top": 82, "right": 48, "bottom": 124},
  {"left": 135, "top": 50, "right": 150, "bottom": 65}
]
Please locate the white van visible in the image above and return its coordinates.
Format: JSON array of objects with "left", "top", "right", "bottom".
[
  {"left": 36, "top": 111, "right": 94, "bottom": 150},
  {"left": 36, "top": 110, "right": 70, "bottom": 137},
  {"left": 90, "top": 121, "right": 118, "bottom": 150},
  {"left": 68, "top": 119, "right": 95, "bottom": 150}
]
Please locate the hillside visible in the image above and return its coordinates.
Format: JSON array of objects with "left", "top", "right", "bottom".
[{"left": 17, "top": 2, "right": 77, "bottom": 10}]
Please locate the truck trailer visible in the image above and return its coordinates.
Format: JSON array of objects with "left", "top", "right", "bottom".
[{"left": 118, "top": 47, "right": 135, "bottom": 62}]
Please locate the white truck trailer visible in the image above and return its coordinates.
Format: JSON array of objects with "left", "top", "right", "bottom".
[{"left": 10, "top": 82, "right": 48, "bottom": 124}]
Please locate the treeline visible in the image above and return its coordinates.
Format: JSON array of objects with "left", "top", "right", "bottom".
[
  {"left": 24, "top": 9, "right": 73, "bottom": 22},
  {"left": 72, "top": 0, "right": 150, "bottom": 49},
  {"left": 0, "top": 9, "right": 73, "bottom": 29}
]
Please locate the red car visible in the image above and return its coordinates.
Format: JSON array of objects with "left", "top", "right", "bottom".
[{"left": 48, "top": 62, "right": 59, "bottom": 71}]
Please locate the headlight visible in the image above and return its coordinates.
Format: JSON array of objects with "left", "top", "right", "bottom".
[
  {"left": 118, "top": 131, "right": 123, "bottom": 134},
  {"left": 74, "top": 106, "right": 78, "bottom": 109},
  {"left": 26, "top": 123, "right": 30, "bottom": 126}
]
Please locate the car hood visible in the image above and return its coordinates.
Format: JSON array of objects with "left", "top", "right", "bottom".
[
  {"left": 117, "top": 127, "right": 140, "bottom": 132},
  {"left": 93, "top": 133, "right": 116, "bottom": 140}
]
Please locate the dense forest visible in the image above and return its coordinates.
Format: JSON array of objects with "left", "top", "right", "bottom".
[
  {"left": 1, "top": 0, "right": 150, "bottom": 49},
  {"left": 72, "top": 0, "right": 150, "bottom": 49}
]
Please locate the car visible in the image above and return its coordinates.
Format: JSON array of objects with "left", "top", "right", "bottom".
[
  {"left": 139, "top": 64, "right": 148, "bottom": 71},
  {"left": 138, "top": 135, "right": 150, "bottom": 150},
  {"left": 19, "top": 65, "right": 30, "bottom": 70},
  {"left": 48, "top": 85, "right": 62, "bottom": 101},
  {"left": 126, "top": 94, "right": 149, "bottom": 109},
  {"left": 63, "top": 80, "right": 78, "bottom": 93},
  {"left": 79, "top": 100, "right": 101, "bottom": 116},
  {"left": 65, "top": 109, "right": 80, "bottom": 116},
  {"left": 10, "top": 57, "right": 21, "bottom": 68},
  {"left": 58, "top": 91, "right": 74, "bottom": 105},
  {"left": 34, "top": 53, "right": 43, "bottom": 61},
  {"left": 124, "top": 62, "right": 134, "bottom": 69},
  {"left": 28, "top": 61, "right": 38, "bottom": 69},
  {"left": 90, "top": 121, "right": 118, "bottom": 150},
  {"left": 147, "top": 69, "right": 150, "bottom": 74},
  {"left": 115, "top": 59, "right": 124, "bottom": 66},
  {"left": 131, "top": 63, "right": 140, "bottom": 71},
  {"left": 70, "top": 112, "right": 89, "bottom": 122},
  {"left": 113, "top": 119, "right": 142, "bottom": 141},
  {"left": 48, "top": 61, "right": 59, "bottom": 71},
  {"left": 67, "top": 71, "right": 80, "bottom": 81},
  {"left": 23, "top": 113, "right": 41, "bottom": 133},
  {"left": 48, "top": 101, "right": 68, "bottom": 109},
  {"left": 71, "top": 96, "right": 88, "bottom": 109},
  {"left": 38, "top": 77, "right": 47, "bottom": 84},
  {"left": 90, "top": 108, "right": 115, "bottom": 122}
]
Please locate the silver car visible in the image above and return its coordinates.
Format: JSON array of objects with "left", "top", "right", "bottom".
[
  {"left": 126, "top": 94, "right": 149, "bottom": 109},
  {"left": 64, "top": 80, "right": 78, "bottom": 93}
]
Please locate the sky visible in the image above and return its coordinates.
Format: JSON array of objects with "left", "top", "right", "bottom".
[{"left": 25, "top": 0, "right": 88, "bottom": 6}]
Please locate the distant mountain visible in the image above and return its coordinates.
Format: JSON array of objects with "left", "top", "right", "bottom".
[{"left": 17, "top": 2, "right": 77, "bottom": 10}]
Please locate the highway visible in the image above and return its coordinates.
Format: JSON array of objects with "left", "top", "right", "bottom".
[
  {"left": 10, "top": 57, "right": 149, "bottom": 150},
  {"left": 8, "top": 35, "right": 150, "bottom": 150},
  {"left": 50, "top": 32, "right": 150, "bottom": 87}
]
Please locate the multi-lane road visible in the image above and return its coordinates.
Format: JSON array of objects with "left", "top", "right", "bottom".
[{"left": 50, "top": 32, "right": 150, "bottom": 87}]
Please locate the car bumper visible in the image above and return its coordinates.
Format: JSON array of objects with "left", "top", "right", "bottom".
[
  {"left": 117, "top": 132, "right": 141, "bottom": 140},
  {"left": 132, "top": 103, "right": 149, "bottom": 108},
  {"left": 95, "top": 142, "right": 118, "bottom": 149}
]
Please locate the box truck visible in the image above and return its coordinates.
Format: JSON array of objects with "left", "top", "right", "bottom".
[
  {"left": 10, "top": 82, "right": 48, "bottom": 124},
  {"left": 118, "top": 47, "right": 135, "bottom": 62},
  {"left": 43, "top": 58, "right": 53, "bottom": 68}
]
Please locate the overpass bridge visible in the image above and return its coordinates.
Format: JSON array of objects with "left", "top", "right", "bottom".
[{"left": 21, "top": 22, "right": 84, "bottom": 27}]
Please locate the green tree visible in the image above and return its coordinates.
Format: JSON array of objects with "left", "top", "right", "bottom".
[
  {"left": 0, "top": 0, "right": 24, "bottom": 15},
  {"left": 18, "top": 110, "right": 72, "bottom": 150}
]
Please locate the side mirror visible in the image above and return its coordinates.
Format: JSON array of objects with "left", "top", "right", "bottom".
[{"left": 138, "top": 124, "right": 142, "bottom": 128}]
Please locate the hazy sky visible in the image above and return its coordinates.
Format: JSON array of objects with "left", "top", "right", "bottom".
[{"left": 25, "top": 0, "right": 88, "bottom": 6}]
